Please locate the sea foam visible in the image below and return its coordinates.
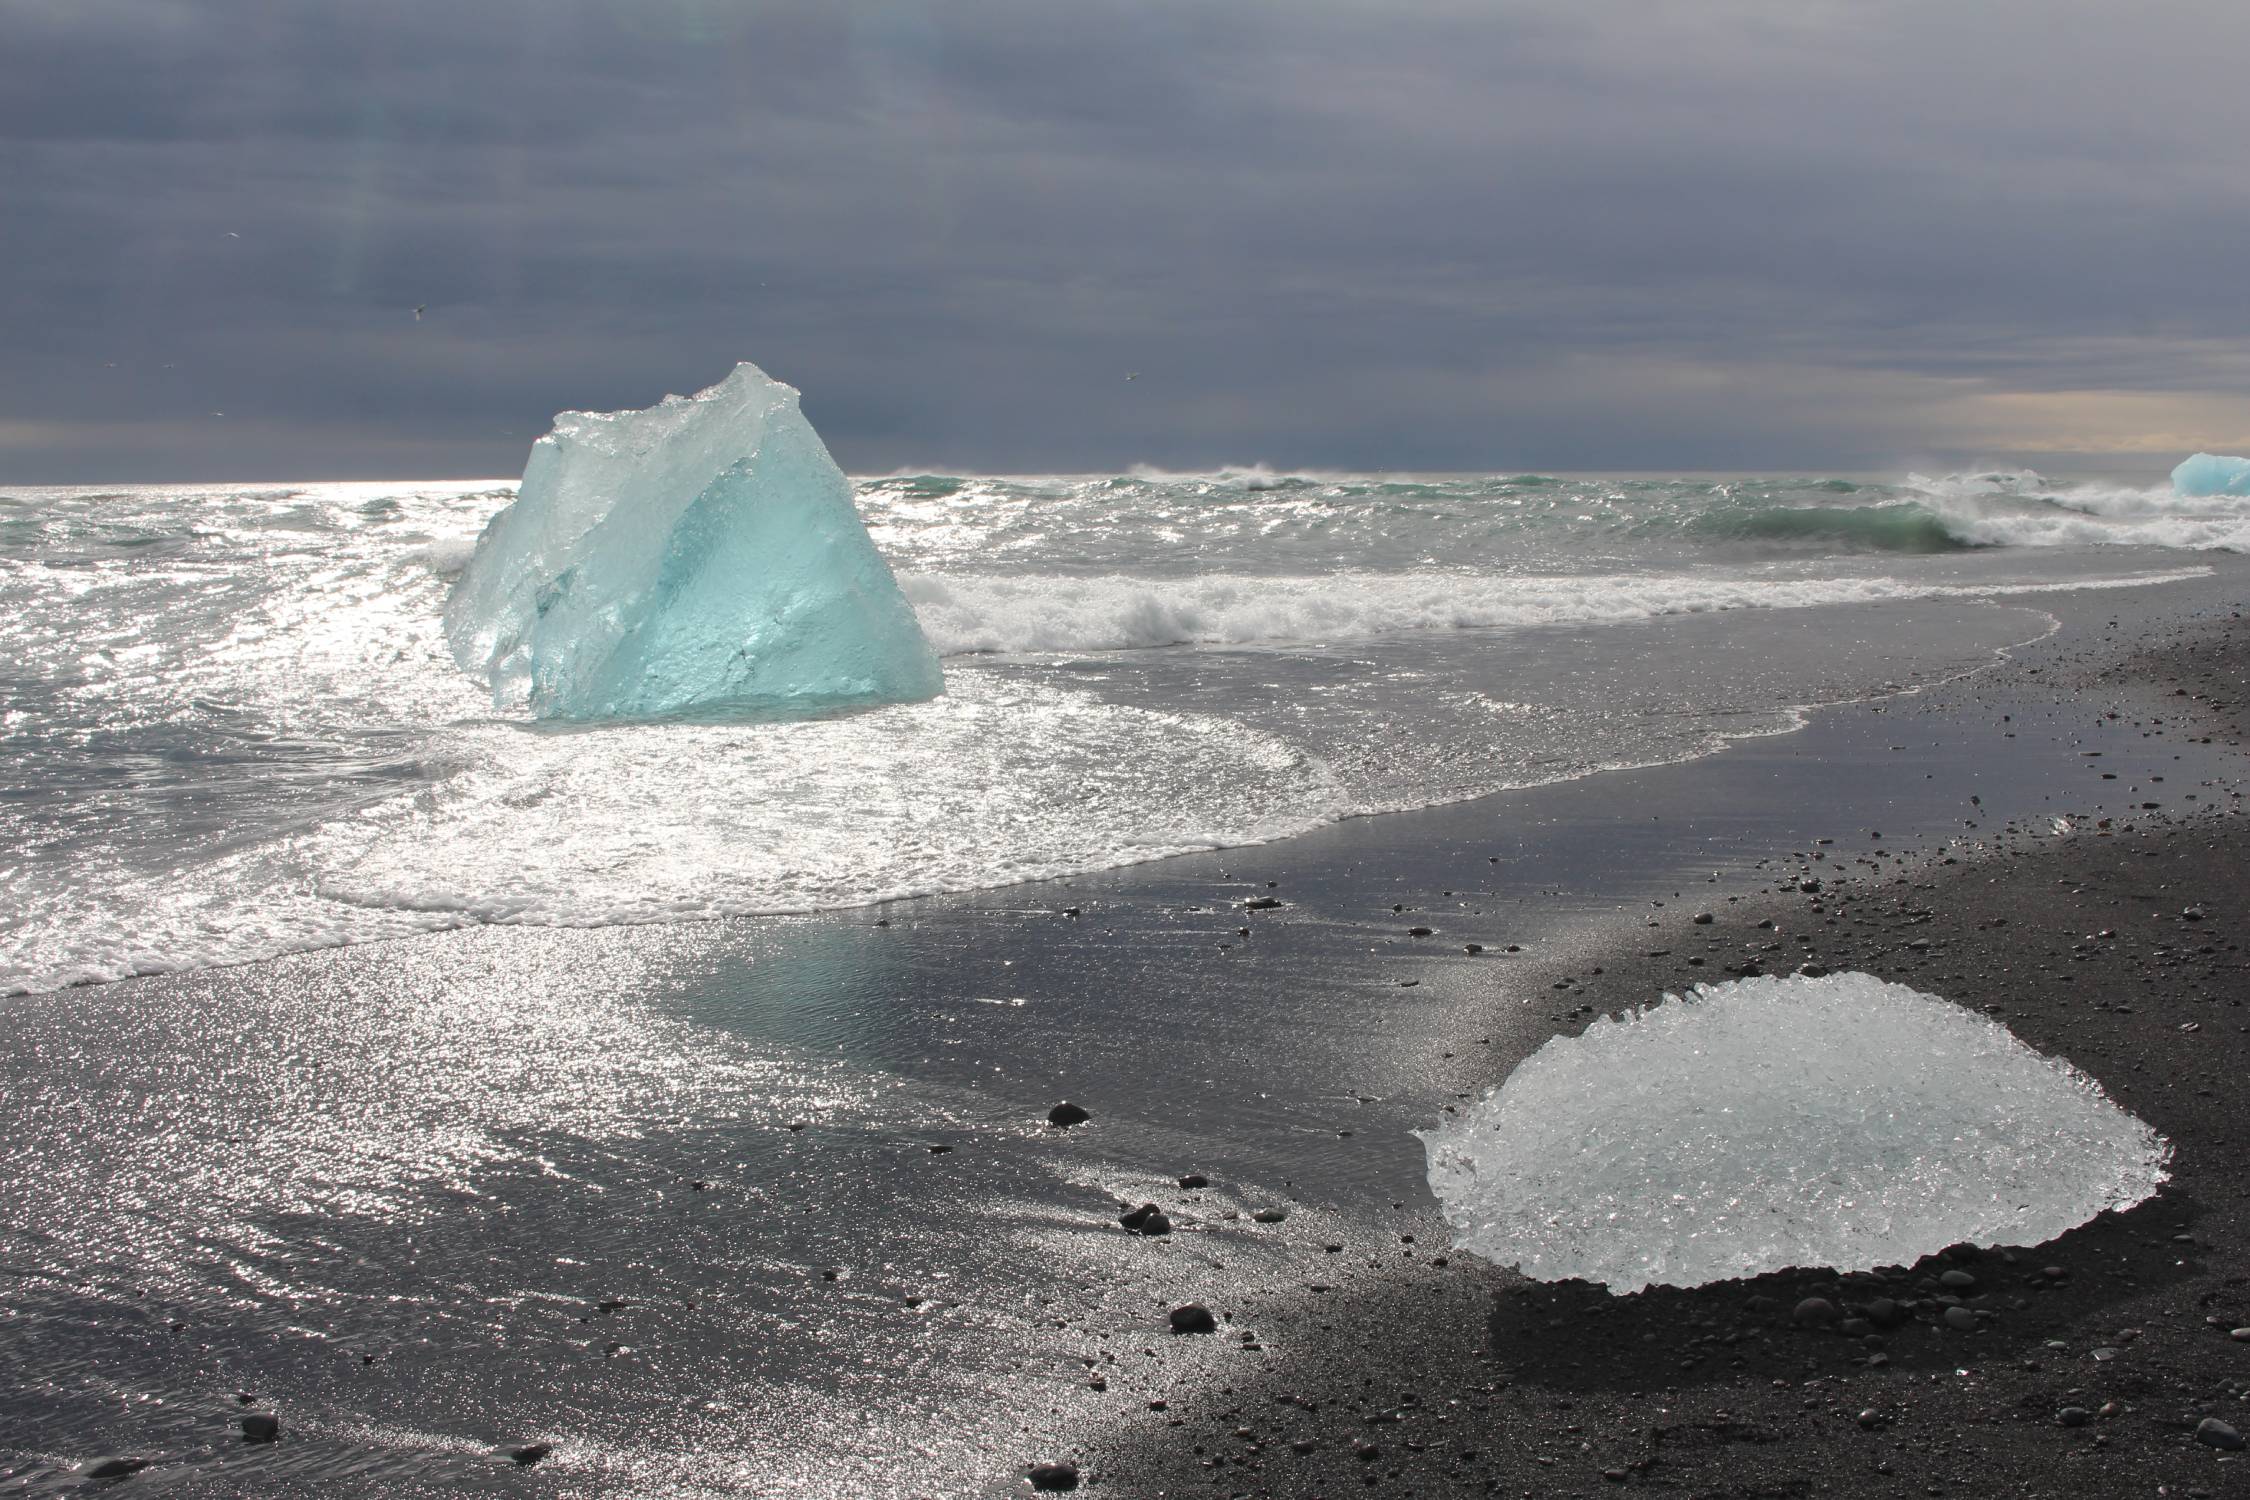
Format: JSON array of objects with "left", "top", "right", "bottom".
[
  {"left": 1420, "top": 972, "right": 2168, "bottom": 1293},
  {"left": 901, "top": 567, "right": 2207, "bottom": 657}
]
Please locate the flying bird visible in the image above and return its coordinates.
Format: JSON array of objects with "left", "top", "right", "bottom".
[{"left": 413, "top": 305, "right": 426, "bottom": 321}]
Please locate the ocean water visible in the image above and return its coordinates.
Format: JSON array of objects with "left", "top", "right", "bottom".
[{"left": 0, "top": 465, "right": 2230, "bottom": 996}]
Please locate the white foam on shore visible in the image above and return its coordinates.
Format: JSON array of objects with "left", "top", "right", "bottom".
[
  {"left": 1420, "top": 972, "right": 2169, "bottom": 1293},
  {"left": 903, "top": 567, "right": 2209, "bottom": 656}
]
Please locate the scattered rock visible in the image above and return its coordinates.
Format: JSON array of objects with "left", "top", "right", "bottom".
[
  {"left": 1408, "top": 925, "right": 1434, "bottom": 936},
  {"left": 1178, "top": 1173, "right": 1209, "bottom": 1189},
  {"left": 1692, "top": 912, "right": 1715, "bottom": 924},
  {"left": 83, "top": 1458, "right": 151, "bottom": 1480},
  {"left": 1048, "top": 1102, "right": 1092, "bottom": 1128},
  {"left": 502, "top": 1443, "right": 552, "bottom": 1467},
  {"left": 1119, "top": 1203, "right": 1162, "bottom": 1231},
  {"left": 1792, "top": 1297, "right": 1839, "bottom": 1327},
  {"left": 2057, "top": 1407, "right": 2092, "bottom": 1428},
  {"left": 1170, "top": 1303, "right": 1218, "bottom": 1334},
  {"left": 2197, "top": 1418, "right": 2245, "bottom": 1451},
  {"left": 1028, "top": 1460, "right": 1082, "bottom": 1491},
  {"left": 1244, "top": 897, "right": 1282, "bottom": 910},
  {"left": 1943, "top": 1305, "right": 1979, "bottom": 1331},
  {"left": 1251, "top": 1207, "right": 1289, "bottom": 1223},
  {"left": 240, "top": 1414, "right": 279, "bottom": 1443}
]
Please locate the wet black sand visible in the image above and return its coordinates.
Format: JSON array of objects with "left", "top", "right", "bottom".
[
  {"left": 6, "top": 574, "right": 2250, "bottom": 1498},
  {"left": 1075, "top": 602, "right": 2250, "bottom": 1498}
]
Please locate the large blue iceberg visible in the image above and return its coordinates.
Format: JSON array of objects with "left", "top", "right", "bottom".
[
  {"left": 2171, "top": 452, "right": 2250, "bottom": 498},
  {"left": 445, "top": 363, "right": 943, "bottom": 720}
]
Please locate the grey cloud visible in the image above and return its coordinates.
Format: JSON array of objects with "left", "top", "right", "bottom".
[{"left": 3, "top": 0, "right": 2247, "bottom": 479}]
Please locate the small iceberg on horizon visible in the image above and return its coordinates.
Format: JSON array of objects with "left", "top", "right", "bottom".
[
  {"left": 445, "top": 362, "right": 943, "bottom": 721},
  {"left": 2171, "top": 452, "right": 2250, "bottom": 499},
  {"left": 1419, "top": 972, "right": 2168, "bottom": 1293}
]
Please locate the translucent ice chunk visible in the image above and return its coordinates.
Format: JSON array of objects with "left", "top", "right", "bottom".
[
  {"left": 2171, "top": 452, "right": 2250, "bottom": 498},
  {"left": 1418, "top": 972, "right": 2168, "bottom": 1292},
  {"left": 445, "top": 363, "right": 943, "bottom": 720}
]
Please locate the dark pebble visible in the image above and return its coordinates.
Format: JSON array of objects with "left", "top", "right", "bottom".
[
  {"left": 503, "top": 1442, "right": 552, "bottom": 1467},
  {"left": 1178, "top": 1173, "right": 1209, "bottom": 1189},
  {"left": 1939, "top": 1269, "right": 1977, "bottom": 1289},
  {"left": 2057, "top": 1407, "right": 2092, "bottom": 1428},
  {"left": 240, "top": 1414, "right": 280, "bottom": 1443},
  {"left": 1251, "top": 1206, "right": 1289, "bottom": 1223},
  {"left": 1047, "top": 1102, "right": 1092, "bottom": 1128},
  {"left": 1119, "top": 1202, "right": 1161, "bottom": 1231},
  {"left": 83, "top": 1458, "right": 151, "bottom": 1480},
  {"left": 1028, "top": 1460, "right": 1082, "bottom": 1491},
  {"left": 1170, "top": 1303, "right": 1218, "bottom": 1334},
  {"left": 1692, "top": 912, "right": 1714, "bottom": 924},
  {"left": 1942, "top": 1305, "right": 1979, "bottom": 1331},
  {"left": 2196, "top": 1418, "right": 2245, "bottom": 1451},
  {"left": 1139, "top": 1210, "right": 1173, "bottom": 1236},
  {"left": 1408, "top": 925, "right": 1433, "bottom": 936},
  {"left": 1792, "top": 1296, "right": 1839, "bottom": 1327}
]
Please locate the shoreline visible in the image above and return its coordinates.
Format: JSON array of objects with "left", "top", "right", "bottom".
[
  {"left": 3, "top": 570, "right": 2248, "bottom": 1496},
  {"left": 1079, "top": 595, "right": 2250, "bottom": 1498}
]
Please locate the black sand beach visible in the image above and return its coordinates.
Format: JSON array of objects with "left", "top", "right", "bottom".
[
  {"left": 5, "top": 569, "right": 2250, "bottom": 1498},
  {"left": 1086, "top": 597, "right": 2250, "bottom": 1500}
]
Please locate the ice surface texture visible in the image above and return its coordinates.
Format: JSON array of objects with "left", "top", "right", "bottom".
[
  {"left": 446, "top": 363, "right": 943, "bottom": 719},
  {"left": 2172, "top": 453, "right": 2250, "bottom": 498},
  {"left": 1420, "top": 972, "right": 2168, "bottom": 1293}
]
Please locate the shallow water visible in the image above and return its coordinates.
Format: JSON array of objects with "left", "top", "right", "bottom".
[
  {"left": 2, "top": 564, "right": 2243, "bottom": 1494},
  {"left": 0, "top": 468, "right": 2229, "bottom": 994}
]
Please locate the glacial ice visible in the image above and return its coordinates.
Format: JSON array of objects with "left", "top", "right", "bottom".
[
  {"left": 2171, "top": 452, "right": 2250, "bottom": 498},
  {"left": 445, "top": 363, "right": 943, "bottom": 720},
  {"left": 1419, "top": 972, "right": 2168, "bottom": 1293}
]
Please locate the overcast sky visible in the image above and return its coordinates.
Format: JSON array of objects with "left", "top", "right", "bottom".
[{"left": 5, "top": 0, "right": 2249, "bottom": 480}]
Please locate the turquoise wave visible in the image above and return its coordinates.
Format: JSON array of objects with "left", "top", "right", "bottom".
[{"left": 1685, "top": 503, "right": 1975, "bottom": 554}]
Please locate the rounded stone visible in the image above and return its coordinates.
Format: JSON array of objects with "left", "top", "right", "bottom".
[
  {"left": 2196, "top": 1418, "right": 2245, "bottom": 1451},
  {"left": 1028, "top": 1460, "right": 1082, "bottom": 1491},
  {"left": 1169, "top": 1303, "right": 1218, "bottom": 1334},
  {"left": 1047, "top": 1102, "right": 1092, "bottom": 1128},
  {"left": 1792, "top": 1297, "right": 1840, "bottom": 1327},
  {"left": 83, "top": 1459, "right": 151, "bottom": 1480}
]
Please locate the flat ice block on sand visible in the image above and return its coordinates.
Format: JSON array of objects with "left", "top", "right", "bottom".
[
  {"left": 445, "top": 363, "right": 943, "bottom": 720},
  {"left": 2172, "top": 453, "right": 2250, "bottom": 498},
  {"left": 1419, "top": 972, "right": 2168, "bottom": 1293}
]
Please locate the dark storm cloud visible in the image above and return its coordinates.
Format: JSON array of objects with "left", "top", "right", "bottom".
[{"left": 3, "top": 0, "right": 2248, "bottom": 480}]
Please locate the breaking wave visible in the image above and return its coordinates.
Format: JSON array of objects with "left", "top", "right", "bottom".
[{"left": 902, "top": 566, "right": 2210, "bottom": 657}]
